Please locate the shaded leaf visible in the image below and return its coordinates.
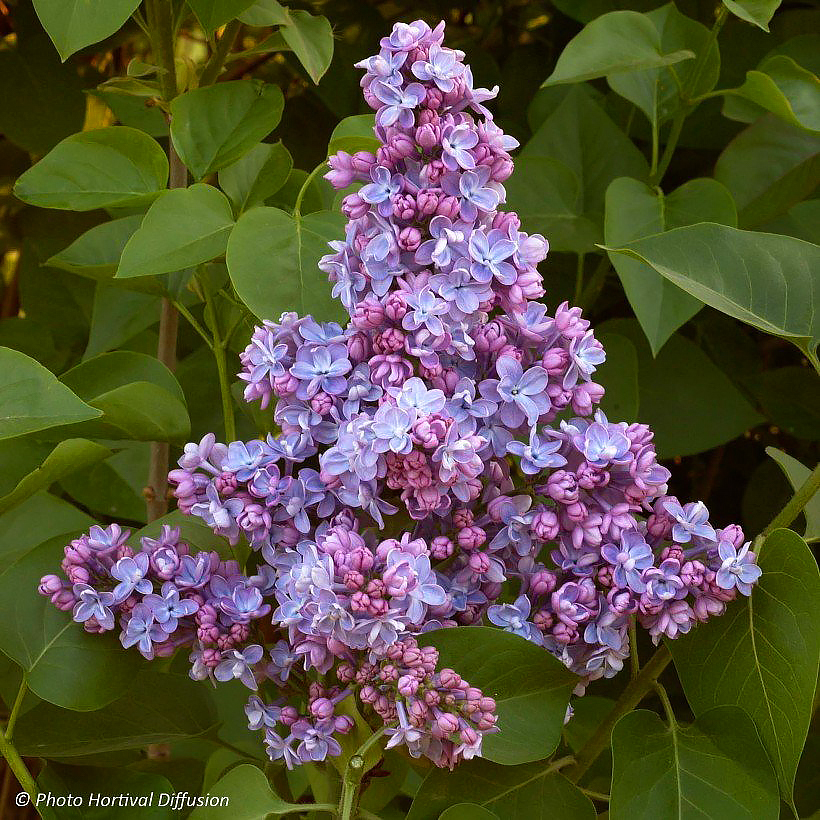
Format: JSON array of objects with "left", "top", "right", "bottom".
[
  {"left": 15, "top": 671, "right": 217, "bottom": 754},
  {"left": 598, "top": 319, "right": 762, "bottom": 458},
  {"left": 408, "top": 760, "right": 595, "bottom": 820},
  {"left": 594, "top": 331, "right": 639, "bottom": 421},
  {"left": 516, "top": 86, "right": 648, "bottom": 253},
  {"left": 14, "top": 127, "right": 169, "bottom": 211},
  {"left": 0, "top": 439, "right": 111, "bottom": 516},
  {"left": 439, "top": 805, "right": 499, "bottom": 820},
  {"left": 328, "top": 114, "right": 379, "bottom": 156},
  {"left": 117, "top": 184, "right": 234, "bottom": 278},
  {"left": 765, "top": 448, "right": 820, "bottom": 541},
  {"left": 218, "top": 141, "right": 293, "bottom": 213},
  {"left": 743, "top": 367, "right": 820, "bottom": 441},
  {"left": 170, "top": 81, "right": 284, "bottom": 180},
  {"left": 604, "top": 223, "right": 820, "bottom": 359},
  {"left": 610, "top": 707, "right": 779, "bottom": 819},
  {"left": 84, "top": 283, "right": 161, "bottom": 357},
  {"left": 188, "top": 0, "right": 255, "bottom": 34},
  {"left": 669, "top": 528, "right": 820, "bottom": 803},
  {"left": 543, "top": 10, "right": 693, "bottom": 86},
  {"left": 48, "top": 216, "right": 143, "bottom": 281},
  {"left": 0, "top": 347, "right": 101, "bottom": 441},
  {"left": 714, "top": 115, "right": 820, "bottom": 227},
  {"left": 604, "top": 176, "right": 736, "bottom": 353}
]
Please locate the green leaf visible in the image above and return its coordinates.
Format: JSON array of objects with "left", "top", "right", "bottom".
[
  {"left": 408, "top": 760, "right": 595, "bottom": 820},
  {"left": 714, "top": 115, "right": 820, "bottom": 227},
  {"left": 610, "top": 707, "right": 779, "bottom": 819},
  {"left": 603, "top": 223, "right": 820, "bottom": 359},
  {"left": 189, "top": 764, "right": 305, "bottom": 819},
  {"left": 0, "top": 347, "right": 101, "bottom": 441},
  {"left": 760, "top": 199, "right": 820, "bottom": 242},
  {"left": 597, "top": 319, "right": 762, "bottom": 458},
  {"left": 84, "top": 283, "right": 161, "bottom": 357},
  {"left": 765, "top": 448, "right": 820, "bottom": 541},
  {"left": 32, "top": 0, "right": 140, "bottom": 60},
  {"left": 0, "top": 28, "right": 85, "bottom": 154},
  {"left": 58, "top": 351, "right": 190, "bottom": 442},
  {"left": 743, "top": 367, "right": 820, "bottom": 441},
  {"left": 188, "top": 0, "right": 256, "bottom": 34},
  {"left": 218, "top": 142, "right": 293, "bottom": 213},
  {"left": 604, "top": 176, "right": 736, "bottom": 353},
  {"left": 170, "top": 80, "right": 284, "bottom": 180},
  {"left": 239, "top": 0, "right": 290, "bottom": 26},
  {"left": 594, "top": 331, "right": 639, "bottom": 421},
  {"left": 669, "top": 528, "right": 820, "bottom": 803},
  {"left": 0, "top": 439, "right": 111, "bottom": 516},
  {"left": 730, "top": 55, "right": 820, "bottom": 132},
  {"left": 514, "top": 86, "right": 648, "bottom": 253},
  {"left": 723, "top": 0, "right": 783, "bottom": 31},
  {"left": 60, "top": 441, "right": 149, "bottom": 524},
  {"left": 421, "top": 627, "right": 576, "bottom": 765},
  {"left": 0, "top": 535, "right": 145, "bottom": 710},
  {"left": 280, "top": 11, "right": 334, "bottom": 84},
  {"left": 15, "top": 671, "right": 218, "bottom": 755},
  {"left": 543, "top": 10, "right": 693, "bottom": 86},
  {"left": 226, "top": 206, "right": 346, "bottom": 323},
  {"left": 439, "top": 805, "right": 499, "bottom": 820},
  {"left": 328, "top": 114, "right": 379, "bottom": 156},
  {"left": 608, "top": 3, "right": 720, "bottom": 126},
  {"left": 38, "top": 763, "right": 175, "bottom": 820},
  {"left": 0, "top": 492, "right": 92, "bottom": 570},
  {"left": 14, "top": 127, "right": 169, "bottom": 211},
  {"left": 48, "top": 216, "right": 143, "bottom": 281},
  {"left": 116, "top": 184, "right": 234, "bottom": 278}
]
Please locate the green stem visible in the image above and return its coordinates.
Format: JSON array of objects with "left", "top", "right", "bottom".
[
  {"left": 573, "top": 253, "right": 585, "bottom": 306},
  {"left": 146, "top": 0, "right": 178, "bottom": 100},
  {"left": 760, "top": 463, "right": 820, "bottom": 541},
  {"left": 579, "top": 787, "right": 611, "bottom": 802},
  {"left": 199, "top": 19, "right": 242, "bottom": 86},
  {"left": 0, "top": 732, "right": 36, "bottom": 809},
  {"left": 173, "top": 300, "right": 214, "bottom": 349},
  {"left": 202, "top": 283, "right": 237, "bottom": 441},
  {"left": 653, "top": 682, "right": 676, "bottom": 728},
  {"left": 628, "top": 619, "right": 640, "bottom": 681},
  {"left": 5, "top": 675, "right": 27, "bottom": 741},
  {"left": 649, "top": 118, "right": 660, "bottom": 179},
  {"left": 649, "top": 5, "right": 728, "bottom": 187},
  {"left": 338, "top": 729, "right": 386, "bottom": 820},
  {"left": 567, "top": 645, "right": 672, "bottom": 783},
  {"left": 294, "top": 162, "right": 329, "bottom": 218}
]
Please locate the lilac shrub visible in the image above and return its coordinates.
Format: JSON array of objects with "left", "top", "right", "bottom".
[{"left": 39, "top": 19, "right": 761, "bottom": 771}]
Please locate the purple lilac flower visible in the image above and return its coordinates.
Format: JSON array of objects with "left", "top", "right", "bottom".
[
  {"left": 483, "top": 356, "right": 550, "bottom": 427},
  {"left": 663, "top": 500, "right": 717, "bottom": 544},
  {"left": 487, "top": 595, "right": 542, "bottom": 644},
  {"left": 468, "top": 229, "right": 517, "bottom": 285},
  {"left": 507, "top": 428, "right": 565, "bottom": 475},
  {"left": 111, "top": 553, "right": 152, "bottom": 602},
  {"left": 72, "top": 584, "right": 115, "bottom": 630},
  {"left": 715, "top": 541, "right": 761, "bottom": 595},
  {"left": 144, "top": 582, "right": 199, "bottom": 634},
  {"left": 214, "top": 645, "right": 265, "bottom": 689},
  {"left": 121, "top": 604, "right": 166, "bottom": 659},
  {"left": 411, "top": 44, "right": 464, "bottom": 92},
  {"left": 601, "top": 530, "right": 654, "bottom": 593},
  {"left": 290, "top": 344, "right": 352, "bottom": 399}
]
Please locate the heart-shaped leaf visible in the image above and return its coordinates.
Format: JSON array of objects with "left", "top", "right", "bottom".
[
  {"left": 280, "top": 11, "right": 334, "bottom": 84},
  {"left": 170, "top": 81, "right": 284, "bottom": 180},
  {"left": 669, "top": 528, "right": 820, "bottom": 803},
  {"left": 610, "top": 707, "right": 779, "bottom": 818}
]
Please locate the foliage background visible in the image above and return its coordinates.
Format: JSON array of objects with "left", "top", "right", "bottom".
[{"left": 0, "top": 0, "right": 817, "bottom": 817}]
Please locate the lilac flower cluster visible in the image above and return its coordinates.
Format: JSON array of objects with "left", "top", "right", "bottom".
[
  {"left": 38, "top": 524, "right": 269, "bottom": 661},
  {"left": 40, "top": 19, "right": 761, "bottom": 770}
]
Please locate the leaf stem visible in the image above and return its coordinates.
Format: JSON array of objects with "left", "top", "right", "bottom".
[
  {"left": 338, "top": 728, "right": 386, "bottom": 820},
  {"left": 5, "top": 674, "right": 27, "bottom": 742},
  {"left": 202, "top": 283, "right": 237, "bottom": 442},
  {"left": 294, "top": 161, "right": 329, "bottom": 218},
  {"left": 653, "top": 682, "right": 676, "bottom": 728},
  {"left": 579, "top": 787, "right": 611, "bottom": 802},
  {"left": 759, "top": 463, "right": 820, "bottom": 541},
  {"left": 0, "top": 678, "right": 36, "bottom": 809},
  {"left": 567, "top": 645, "right": 672, "bottom": 783},
  {"left": 200, "top": 20, "right": 242, "bottom": 86},
  {"left": 628, "top": 618, "right": 640, "bottom": 680}
]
